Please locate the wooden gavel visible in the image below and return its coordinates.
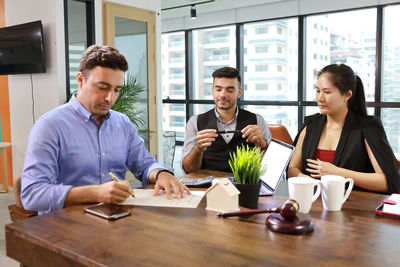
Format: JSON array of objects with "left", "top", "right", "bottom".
[{"left": 217, "top": 199, "right": 300, "bottom": 220}]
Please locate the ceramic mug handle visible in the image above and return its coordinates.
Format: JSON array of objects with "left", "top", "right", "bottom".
[
  {"left": 342, "top": 178, "right": 354, "bottom": 204},
  {"left": 312, "top": 181, "right": 322, "bottom": 203}
]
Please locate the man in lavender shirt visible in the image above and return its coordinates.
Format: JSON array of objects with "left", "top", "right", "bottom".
[{"left": 21, "top": 45, "right": 190, "bottom": 214}]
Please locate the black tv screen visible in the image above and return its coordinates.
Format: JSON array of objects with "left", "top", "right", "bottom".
[{"left": 0, "top": 20, "right": 46, "bottom": 75}]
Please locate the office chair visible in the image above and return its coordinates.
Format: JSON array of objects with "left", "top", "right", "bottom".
[
  {"left": 8, "top": 177, "right": 37, "bottom": 222},
  {"left": 267, "top": 124, "right": 293, "bottom": 145}
]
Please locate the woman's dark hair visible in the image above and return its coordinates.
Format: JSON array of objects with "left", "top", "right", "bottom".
[
  {"left": 318, "top": 63, "right": 367, "bottom": 116},
  {"left": 79, "top": 45, "right": 128, "bottom": 78}
]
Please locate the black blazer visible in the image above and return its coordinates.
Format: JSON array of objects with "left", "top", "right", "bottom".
[{"left": 294, "top": 111, "right": 400, "bottom": 194}]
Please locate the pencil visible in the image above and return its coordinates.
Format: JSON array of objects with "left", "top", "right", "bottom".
[
  {"left": 109, "top": 171, "right": 120, "bottom": 182},
  {"left": 109, "top": 172, "right": 135, "bottom": 198}
]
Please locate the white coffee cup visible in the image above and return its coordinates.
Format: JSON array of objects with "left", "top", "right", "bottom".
[
  {"left": 321, "top": 175, "right": 354, "bottom": 211},
  {"left": 288, "top": 177, "right": 322, "bottom": 214}
]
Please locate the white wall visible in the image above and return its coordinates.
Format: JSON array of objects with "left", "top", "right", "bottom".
[
  {"left": 162, "top": 0, "right": 400, "bottom": 32},
  {"left": 5, "top": 0, "right": 66, "bottom": 180},
  {"left": 5, "top": 0, "right": 163, "bottom": 180}
]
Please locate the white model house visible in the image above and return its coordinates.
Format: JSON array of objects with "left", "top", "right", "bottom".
[{"left": 205, "top": 178, "right": 240, "bottom": 212}]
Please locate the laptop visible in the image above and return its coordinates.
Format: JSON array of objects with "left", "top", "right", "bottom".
[{"left": 259, "top": 138, "right": 294, "bottom": 196}]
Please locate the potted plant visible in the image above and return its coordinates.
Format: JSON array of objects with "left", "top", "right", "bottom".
[
  {"left": 229, "top": 144, "right": 265, "bottom": 208},
  {"left": 112, "top": 74, "right": 153, "bottom": 186},
  {"left": 112, "top": 74, "right": 153, "bottom": 140}
]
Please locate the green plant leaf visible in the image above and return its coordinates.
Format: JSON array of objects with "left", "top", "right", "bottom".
[
  {"left": 229, "top": 144, "right": 264, "bottom": 184},
  {"left": 112, "top": 74, "right": 154, "bottom": 139}
]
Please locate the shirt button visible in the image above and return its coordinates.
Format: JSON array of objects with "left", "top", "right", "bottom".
[
  {"left": 102, "top": 152, "right": 106, "bottom": 156},
  {"left": 85, "top": 119, "right": 88, "bottom": 122},
  {"left": 102, "top": 173, "right": 105, "bottom": 177}
]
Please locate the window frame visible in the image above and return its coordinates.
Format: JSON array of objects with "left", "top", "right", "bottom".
[
  {"left": 162, "top": 4, "right": 400, "bottom": 147},
  {"left": 64, "top": 0, "right": 95, "bottom": 100}
]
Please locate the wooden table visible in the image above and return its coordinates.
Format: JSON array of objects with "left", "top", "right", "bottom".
[
  {"left": 0, "top": 142, "right": 11, "bottom": 193},
  {"left": 5, "top": 173, "right": 400, "bottom": 266}
]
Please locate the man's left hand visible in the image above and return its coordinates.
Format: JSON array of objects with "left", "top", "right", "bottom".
[
  {"left": 153, "top": 172, "right": 191, "bottom": 199},
  {"left": 241, "top": 125, "right": 267, "bottom": 149}
]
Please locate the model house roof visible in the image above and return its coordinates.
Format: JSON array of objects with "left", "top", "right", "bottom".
[{"left": 205, "top": 178, "right": 240, "bottom": 197}]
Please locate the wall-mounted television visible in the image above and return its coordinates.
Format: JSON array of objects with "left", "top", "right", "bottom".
[{"left": 0, "top": 20, "right": 46, "bottom": 75}]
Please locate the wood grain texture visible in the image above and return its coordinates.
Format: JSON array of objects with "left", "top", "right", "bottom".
[{"left": 5, "top": 174, "right": 399, "bottom": 266}]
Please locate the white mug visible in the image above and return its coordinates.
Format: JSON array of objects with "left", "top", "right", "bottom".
[
  {"left": 321, "top": 175, "right": 354, "bottom": 211},
  {"left": 288, "top": 177, "right": 322, "bottom": 214}
]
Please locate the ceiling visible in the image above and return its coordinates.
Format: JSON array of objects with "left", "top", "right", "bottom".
[{"left": 161, "top": 0, "right": 289, "bottom": 18}]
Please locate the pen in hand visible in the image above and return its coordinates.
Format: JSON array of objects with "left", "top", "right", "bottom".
[
  {"left": 216, "top": 130, "right": 242, "bottom": 134},
  {"left": 109, "top": 171, "right": 135, "bottom": 198}
]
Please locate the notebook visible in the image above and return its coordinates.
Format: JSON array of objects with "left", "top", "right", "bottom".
[{"left": 259, "top": 138, "right": 294, "bottom": 196}]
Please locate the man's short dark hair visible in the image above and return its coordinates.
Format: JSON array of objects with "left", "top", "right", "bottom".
[
  {"left": 79, "top": 45, "right": 128, "bottom": 77},
  {"left": 212, "top": 67, "right": 241, "bottom": 85}
]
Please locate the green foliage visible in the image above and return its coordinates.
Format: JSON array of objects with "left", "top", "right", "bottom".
[
  {"left": 229, "top": 144, "right": 265, "bottom": 184},
  {"left": 112, "top": 74, "right": 152, "bottom": 137}
]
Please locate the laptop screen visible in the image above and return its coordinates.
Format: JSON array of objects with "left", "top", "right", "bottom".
[{"left": 260, "top": 138, "right": 294, "bottom": 191}]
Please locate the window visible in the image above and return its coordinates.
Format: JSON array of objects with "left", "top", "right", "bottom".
[
  {"left": 255, "top": 83, "right": 269, "bottom": 91},
  {"left": 243, "top": 19, "right": 298, "bottom": 104},
  {"left": 169, "top": 104, "right": 185, "bottom": 112},
  {"left": 169, "top": 51, "right": 184, "bottom": 63},
  {"left": 382, "top": 5, "right": 400, "bottom": 156},
  {"left": 305, "top": 9, "right": 376, "bottom": 102},
  {"left": 255, "top": 46, "right": 268, "bottom": 53},
  {"left": 64, "top": 0, "right": 95, "bottom": 99},
  {"left": 255, "top": 64, "right": 268, "bottom": 72},
  {"left": 204, "top": 48, "right": 230, "bottom": 61},
  {"left": 193, "top": 26, "right": 236, "bottom": 100},
  {"left": 169, "top": 84, "right": 185, "bottom": 96},
  {"left": 162, "top": 32, "right": 185, "bottom": 100},
  {"left": 169, "top": 68, "right": 184, "bottom": 80},
  {"left": 162, "top": 4, "right": 400, "bottom": 156},
  {"left": 255, "top": 26, "right": 268, "bottom": 34},
  {"left": 382, "top": 5, "right": 400, "bottom": 102}
]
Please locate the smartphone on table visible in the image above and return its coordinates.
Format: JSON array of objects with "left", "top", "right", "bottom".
[{"left": 84, "top": 203, "right": 131, "bottom": 220}]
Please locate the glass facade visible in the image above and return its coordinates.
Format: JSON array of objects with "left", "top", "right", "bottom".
[
  {"left": 162, "top": 4, "right": 400, "bottom": 173},
  {"left": 305, "top": 9, "right": 376, "bottom": 102}
]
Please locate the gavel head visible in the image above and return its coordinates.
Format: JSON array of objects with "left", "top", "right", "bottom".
[{"left": 280, "top": 199, "right": 299, "bottom": 219}]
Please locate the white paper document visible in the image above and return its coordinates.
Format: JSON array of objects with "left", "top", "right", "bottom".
[{"left": 118, "top": 189, "right": 205, "bottom": 208}]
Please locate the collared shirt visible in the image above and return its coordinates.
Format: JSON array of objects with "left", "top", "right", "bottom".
[
  {"left": 181, "top": 107, "right": 271, "bottom": 172},
  {"left": 21, "top": 95, "right": 165, "bottom": 214}
]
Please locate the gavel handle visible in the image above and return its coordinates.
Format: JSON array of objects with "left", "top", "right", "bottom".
[{"left": 217, "top": 209, "right": 274, "bottom": 218}]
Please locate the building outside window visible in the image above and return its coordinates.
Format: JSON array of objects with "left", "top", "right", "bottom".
[{"left": 162, "top": 4, "right": 400, "bottom": 169}]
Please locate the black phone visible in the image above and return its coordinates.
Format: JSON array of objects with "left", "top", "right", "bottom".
[{"left": 84, "top": 203, "right": 131, "bottom": 220}]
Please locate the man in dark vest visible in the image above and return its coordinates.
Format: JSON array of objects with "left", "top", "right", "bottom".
[{"left": 181, "top": 67, "right": 271, "bottom": 173}]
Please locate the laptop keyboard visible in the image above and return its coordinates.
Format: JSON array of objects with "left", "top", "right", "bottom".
[{"left": 260, "top": 184, "right": 274, "bottom": 196}]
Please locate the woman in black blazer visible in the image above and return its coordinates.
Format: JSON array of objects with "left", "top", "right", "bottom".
[{"left": 288, "top": 64, "right": 400, "bottom": 194}]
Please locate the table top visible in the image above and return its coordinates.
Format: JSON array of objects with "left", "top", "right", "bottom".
[{"left": 5, "top": 172, "right": 400, "bottom": 266}]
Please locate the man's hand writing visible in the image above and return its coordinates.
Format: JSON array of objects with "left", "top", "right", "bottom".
[{"left": 97, "top": 180, "right": 132, "bottom": 203}]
